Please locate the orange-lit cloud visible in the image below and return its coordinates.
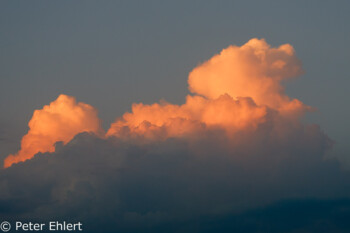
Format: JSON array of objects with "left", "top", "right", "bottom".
[
  {"left": 4, "top": 38, "right": 311, "bottom": 167},
  {"left": 4, "top": 94, "right": 102, "bottom": 168},
  {"left": 106, "top": 94, "right": 268, "bottom": 140},
  {"left": 107, "top": 38, "right": 309, "bottom": 140},
  {"left": 188, "top": 38, "right": 304, "bottom": 110}
]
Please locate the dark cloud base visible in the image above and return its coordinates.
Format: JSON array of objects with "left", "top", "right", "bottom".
[
  {"left": 2, "top": 198, "right": 350, "bottom": 233},
  {"left": 1, "top": 121, "right": 349, "bottom": 232},
  {"left": 150, "top": 199, "right": 350, "bottom": 233}
]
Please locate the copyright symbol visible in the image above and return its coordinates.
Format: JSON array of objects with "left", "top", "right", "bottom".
[{"left": 0, "top": 221, "right": 11, "bottom": 232}]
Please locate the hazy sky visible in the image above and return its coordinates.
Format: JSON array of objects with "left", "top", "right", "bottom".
[{"left": 0, "top": 1, "right": 349, "bottom": 159}]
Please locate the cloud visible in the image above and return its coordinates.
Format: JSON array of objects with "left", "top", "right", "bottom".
[
  {"left": 1, "top": 38, "right": 349, "bottom": 232},
  {"left": 3, "top": 94, "right": 103, "bottom": 168},
  {"left": 5, "top": 38, "right": 313, "bottom": 167},
  {"left": 174, "top": 199, "right": 350, "bottom": 233},
  {"left": 107, "top": 39, "right": 310, "bottom": 141},
  {"left": 0, "top": 127, "right": 348, "bottom": 232},
  {"left": 188, "top": 38, "right": 305, "bottom": 112}
]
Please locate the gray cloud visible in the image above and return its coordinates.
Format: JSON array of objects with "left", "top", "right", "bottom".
[{"left": 0, "top": 116, "right": 349, "bottom": 232}]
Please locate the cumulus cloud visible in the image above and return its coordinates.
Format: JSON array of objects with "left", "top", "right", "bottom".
[
  {"left": 188, "top": 38, "right": 306, "bottom": 112},
  {"left": 5, "top": 38, "right": 313, "bottom": 167},
  {"left": 3, "top": 95, "right": 103, "bottom": 168},
  {"left": 1, "top": 38, "right": 349, "bottom": 232},
  {"left": 107, "top": 39, "right": 310, "bottom": 140}
]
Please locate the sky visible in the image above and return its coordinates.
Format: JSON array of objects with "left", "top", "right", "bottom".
[{"left": 1, "top": 1, "right": 350, "bottom": 232}]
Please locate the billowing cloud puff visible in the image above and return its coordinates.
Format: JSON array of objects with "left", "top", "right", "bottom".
[
  {"left": 106, "top": 94, "right": 268, "bottom": 140},
  {"left": 188, "top": 38, "right": 306, "bottom": 113},
  {"left": 3, "top": 95, "right": 103, "bottom": 168}
]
